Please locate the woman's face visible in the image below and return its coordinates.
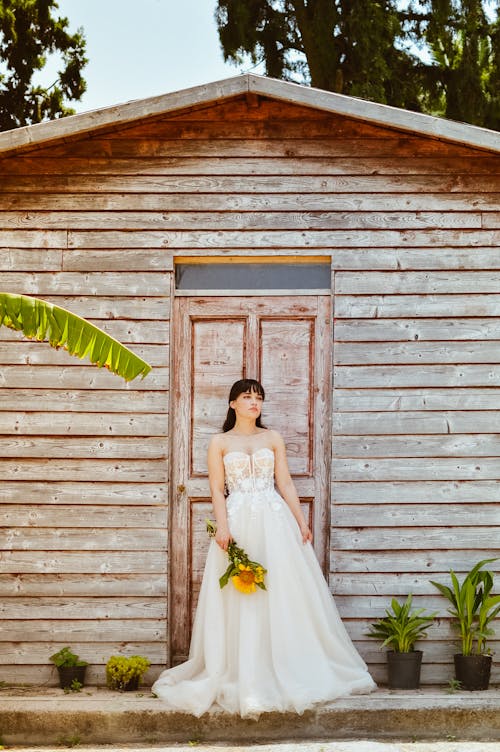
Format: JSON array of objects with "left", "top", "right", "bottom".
[{"left": 230, "top": 389, "right": 264, "bottom": 420}]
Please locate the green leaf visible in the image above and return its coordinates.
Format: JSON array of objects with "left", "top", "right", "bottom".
[{"left": 0, "top": 293, "right": 151, "bottom": 382}]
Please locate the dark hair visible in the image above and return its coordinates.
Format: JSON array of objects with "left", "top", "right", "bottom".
[{"left": 222, "top": 378, "right": 266, "bottom": 432}]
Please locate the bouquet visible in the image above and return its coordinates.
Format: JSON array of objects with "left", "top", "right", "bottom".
[{"left": 206, "top": 519, "right": 267, "bottom": 594}]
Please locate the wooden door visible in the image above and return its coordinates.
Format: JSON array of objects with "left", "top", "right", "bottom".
[{"left": 170, "top": 296, "right": 331, "bottom": 664}]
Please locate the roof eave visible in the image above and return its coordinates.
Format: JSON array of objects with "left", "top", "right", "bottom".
[{"left": 0, "top": 72, "right": 498, "bottom": 154}]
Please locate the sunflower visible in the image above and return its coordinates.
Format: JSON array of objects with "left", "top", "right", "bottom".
[{"left": 232, "top": 564, "right": 258, "bottom": 594}]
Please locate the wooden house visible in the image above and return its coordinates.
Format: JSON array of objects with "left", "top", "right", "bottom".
[{"left": 0, "top": 74, "right": 499, "bottom": 686}]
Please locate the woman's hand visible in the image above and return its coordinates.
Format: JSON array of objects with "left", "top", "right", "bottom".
[
  {"left": 299, "top": 523, "right": 313, "bottom": 545},
  {"left": 215, "top": 525, "right": 232, "bottom": 551}
]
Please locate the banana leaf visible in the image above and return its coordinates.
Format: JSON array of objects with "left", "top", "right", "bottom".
[{"left": 0, "top": 293, "right": 151, "bottom": 382}]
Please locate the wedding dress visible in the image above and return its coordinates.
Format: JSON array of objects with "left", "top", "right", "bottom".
[{"left": 152, "top": 447, "right": 376, "bottom": 717}]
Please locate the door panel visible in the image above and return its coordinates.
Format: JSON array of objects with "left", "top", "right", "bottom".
[{"left": 170, "top": 296, "right": 331, "bottom": 664}]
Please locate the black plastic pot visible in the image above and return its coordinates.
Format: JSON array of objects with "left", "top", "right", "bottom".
[
  {"left": 121, "top": 675, "right": 140, "bottom": 691},
  {"left": 57, "top": 664, "right": 87, "bottom": 689},
  {"left": 454, "top": 653, "right": 492, "bottom": 691},
  {"left": 387, "top": 650, "right": 423, "bottom": 689}
]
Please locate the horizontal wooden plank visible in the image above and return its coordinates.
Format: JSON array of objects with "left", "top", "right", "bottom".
[
  {"left": 0, "top": 528, "right": 166, "bottom": 551},
  {"left": 335, "top": 318, "right": 500, "bottom": 342},
  {"left": 335, "top": 294, "right": 500, "bottom": 318},
  {"left": 331, "top": 247, "right": 500, "bottom": 270},
  {"left": 337, "top": 271, "right": 500, "bottom": 294},
  {"left": 482, "top": 212, "right": 500, "bottom": 228},
  {"left": 331, "top": 527, "right": 500, "bottom": 551},
  {"left": 330, "top": 550, "right": 500, "bottom": 573},
  {"left": 334, "top": 411, "right": 500, "bottom": 435},
  {"left": 0, "top": 597, "right": 166, "bottom": 619},
  {"left": 333, "top": 388, "right": 500, "bottom": 412},
  {"left": 330, "top": 572, "right": 462, "bottom": 595},
  {"left": 0, "top": 573, "right": 167, "bottom": 596},
  {"left": 0, "top": 209, "right": 483, "bottom": 230},
  {"left": 0, "top": 550, "right": 166, "bottom": 573},
  {"left": 0, "top": 365, "right": 168, "bottom": 389},
  {"left": 332, "top": 457, "right": 500, "bottom": 480},
  {"left": 0, "top": 229, "right": 66, "bottom": 247},
  {"left": 0, "top": 481, "right": 166, "bottom": 505},
  {"left": 67, "top": 229, "right": 498, "bottom": 249},
  {"left": 0, "top": 437, "right": 167, "bottom": 458},
  {"left": 0, "top": 619, "right": 165, "bottom": 641},
  {"left": 335, "top": 341, "right": 500, "bottom": 365},
  {"left": 334, "top": 592, "right": 488, "bottom": 617},
  {"left": 356, "top": 640, "right": 500, "bottom": 665},
  {"left": 0, "top": 664, "right": 164, "bottom": 685},
  {"left": 334, "top": 434, "right": 500, "bottom": 457},
  {"left": 0, "top": 319, "right": 169, "bottom": 345},
  {"left": 0, "top": 482, "right": 166, "bottom": 506},
  {"left": 0, "top": 249, "right": 62, "bottom": 270},
  {"left": 0, "top": 389, "right": 168, "bottom": 413},
  {"left": 0, "top": 412, "right": 168, "bottom": 436},
  {"left": 0, "top": 642, "right": 167, "bottom": 665},
  {"left": 334, "top": 365, "right": 500, "bottom": 388},
  {"left": 0, "top": 342, "right": 166, "bottom": 367},
  {"left": 26, "top": 136, "right": 483, "bottom": 159},
  {"left": 333, "top": 480, "right": 500, "bottom": 503},
  {"left": 2, "top": 505, "right": 166, "bottom": 528},
  {"left": 0, "top": 459, "right": 167, "bottom": 482},
  {"left": 333, "top": 503, "right": 500, "bottom": 527},
  {"left": 0, "top": 271, "right": 169, "bottom": 295},
  {"left": 2, "top": 173, "right": 498, "bottom": 194},
  {"left": 1, "top": 191, "right": 496, "bottom": 212},
  {"left": 62, "top": 249, "right": 173, "bottom": 271},
  {"left": 338, "top": 619, "right": 468, "bottom": 642},
  {"left": 35, "top": 295, "right": 171, "bottom": 320}
]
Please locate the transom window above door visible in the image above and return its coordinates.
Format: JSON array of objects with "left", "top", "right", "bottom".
[{"left": 174, "top": 257, "right": 331, "bottom": 295}]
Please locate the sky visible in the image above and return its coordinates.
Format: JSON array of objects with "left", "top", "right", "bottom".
[{"left": 53, "top": 0, "right": 256, "bottom": 114}]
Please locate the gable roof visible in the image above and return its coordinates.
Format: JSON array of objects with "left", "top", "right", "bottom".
[{"left": 0, "top": 73, "right": 499, "bottom": 155}]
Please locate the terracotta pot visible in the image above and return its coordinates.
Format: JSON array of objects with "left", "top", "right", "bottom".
[
  {"left": 454, "top": 653, "right": 492, "bottom": 691},
  {"left": 387, "top": 650, "right": 423, "bottom": 689}
]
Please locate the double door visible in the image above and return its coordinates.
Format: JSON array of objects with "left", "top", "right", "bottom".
[{"left": 170, "top": 295, "right": 331, "bottom": 663}]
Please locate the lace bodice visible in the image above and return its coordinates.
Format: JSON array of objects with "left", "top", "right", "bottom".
[{"left": 223, "top": 447, "right": 275, "bottom": 495}]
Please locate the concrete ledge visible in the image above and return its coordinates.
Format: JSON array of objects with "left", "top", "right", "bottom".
[{"left": 1, "top": 687, "right": 500, "bottom": 746}]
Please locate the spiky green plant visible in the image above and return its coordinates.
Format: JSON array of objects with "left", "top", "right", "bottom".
[
  {"left": 431, "top": 558, "right": 500, "bottom": 655},
  {"left": 0, "top": 292, "right": 151, "bottom": 382},
  {"left": 366, "top": 594, "right": 436, "bottom": 653}
]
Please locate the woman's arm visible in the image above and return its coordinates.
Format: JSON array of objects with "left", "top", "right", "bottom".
[
  {"left": 207, "top": 435, "right": 232, "bottom": 551},
  {"left": 272, "top": 431, "right": 313, "bottom": 544}
]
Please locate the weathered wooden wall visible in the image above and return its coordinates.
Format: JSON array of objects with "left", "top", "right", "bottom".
[{"left": 0, "top": 93, "right": 499, "bottom": 685}]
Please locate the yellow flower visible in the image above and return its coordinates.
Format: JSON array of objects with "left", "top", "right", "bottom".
[{"left": 232, "top": 566, "right": 257, "bottom": 594}]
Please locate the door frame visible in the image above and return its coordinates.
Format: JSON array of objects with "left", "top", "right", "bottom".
[{"left": 168, "top": 293, "right": 332, "bottom": 664}]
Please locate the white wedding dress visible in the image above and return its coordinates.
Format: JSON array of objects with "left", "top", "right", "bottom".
[{"left": 152, "top": 447, "right": 376, "bottom": 717}]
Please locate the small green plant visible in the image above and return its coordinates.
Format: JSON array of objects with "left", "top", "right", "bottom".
[
  {"left": 49, "top": 647, "right": 88, "bottom": 668},
  {"left": 105, "top": 655, "right": 151, "bottom": 691},
  {"left": 63, "top": 678, "right": 83, "bottom": 694},
  {"left": 446, "top": 677, "right": 462, "bottom": 693},
  {"left": 430, "top": 558, "right": 500, "bottom": 655},
  {"left": 58, "top": 734, "right": 81, "bottom": 748},
  {"left": 366, "top": 594, "right": 436, "bottom": 652}
]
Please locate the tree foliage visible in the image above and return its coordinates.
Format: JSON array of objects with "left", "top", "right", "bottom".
[
  {"left": 0, "top": 0, "right": 87, "bottom": 131},
  {"left": 215, "top": 0, "right": 500, "bottom": 129}
]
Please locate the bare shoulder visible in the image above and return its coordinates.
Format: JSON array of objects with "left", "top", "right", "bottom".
[
  {"left": 267, "top": 429, "right": 286, "bottom": 449},
  {"left": 208, "top": 433, "right": 225, "bottom": 453}
]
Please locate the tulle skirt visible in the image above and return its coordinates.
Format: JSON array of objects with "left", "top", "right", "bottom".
[{"left": 152, "top": 487, "right": 376, "bottom": 717}]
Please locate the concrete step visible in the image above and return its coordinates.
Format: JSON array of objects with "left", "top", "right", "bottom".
[{"left": 1, "top": 687, "right": 500, "bottom": 746}]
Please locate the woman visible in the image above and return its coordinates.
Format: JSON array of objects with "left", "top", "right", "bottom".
[{"left": 152, "top": 378, "right": 375, "bottom": 716}]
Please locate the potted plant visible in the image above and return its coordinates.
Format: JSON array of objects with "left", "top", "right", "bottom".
[
  {"left": 431, "top": 558, "right": 500, "bottom": 690},
  {"left": 366, "top": 594, "right": 436, "bottom": 689},
  {"left": 49, "top": 646, "right": 88, "bottom": 689},
  {"left": 106, "top": 655, "right": 151, "bottom": 691}
]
